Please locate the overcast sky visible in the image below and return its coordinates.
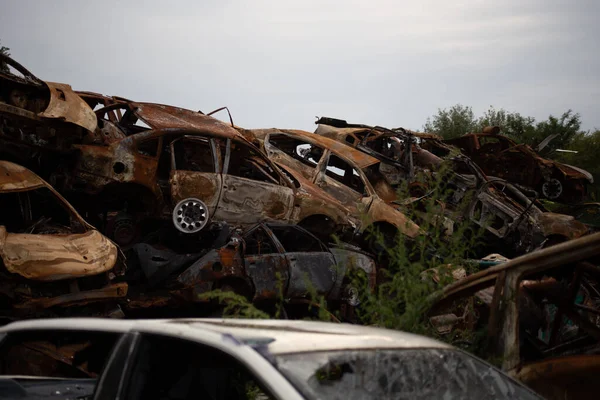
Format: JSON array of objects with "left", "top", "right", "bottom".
[{"left": 2, "top": 0, "right": 599, "bottom": 131}]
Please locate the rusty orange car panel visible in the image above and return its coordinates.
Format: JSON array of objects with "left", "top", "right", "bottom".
[{"left": 38, "top": 82, "right": 97, "bottom": 132}]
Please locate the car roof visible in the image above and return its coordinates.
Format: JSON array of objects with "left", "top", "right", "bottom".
[
  {"left": 0, "top": 160, "right": 46, "bottom": 192},
  {"left": 0, "top": 318, "right": 450, "bottom": 355},
  {"left": 130, "top": 102, "right": 240, "bottom": 139},
  {"left": 250, "top": 128, "right": 380, "bottom": 169}
]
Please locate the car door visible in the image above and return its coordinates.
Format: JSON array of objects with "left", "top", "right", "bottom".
[
  {"left": 168, "top": 136, "right": 222, "bottom": 216},
  {"left": 214, "top": 138, "right": 294, "bottom": 225},
  {"left": 242, "top": 224, "right": 290, "bottom": 301},
  {"left": 267, "top": 224, "right": 337, "bottom": 298}
]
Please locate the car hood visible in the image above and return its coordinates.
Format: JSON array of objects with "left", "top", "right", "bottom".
[
  {"left": 0, "top": 227, "right": 118, "bottom": 281},
  {"left": 556, "top": 163, "right": 594, "bottom": 183}
]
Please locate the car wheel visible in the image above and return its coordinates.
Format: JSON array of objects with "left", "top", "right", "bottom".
[
  {"left": 542, "top": 178, "right": 563, "bottom": 200},
  {"left": 172, "top": 198, "right": 210, "bottom": 233}
]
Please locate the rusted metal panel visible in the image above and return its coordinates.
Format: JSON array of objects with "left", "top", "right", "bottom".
[
  {"left": 130, "top": 102, "right": 241, "bottom": 138},
  {"left": 246, "top": 253, "right": 289, "bottom": 300},
  {"left": 38, "top": 82, "right": 97, "bottom": 132},
  {"left": 14, "top": 282, "right": 128, "bottom": 309},
  {"left": 176, "top": 242, "right": 246, "bottom": 290},
  {"left": 214, "top": 175, "right": 295, "bottom": 224},
  {"left": 0, "top": 160, "right": 46, "bottom": 191},
  {"left": 537, "top": 212, "right": 589, "bottom": 239},
  {"left": 513, "top": 355, "right": 600, "bottom": 400},
  {"left": 170, "top": 171, "right": 222, "bottom": 215},
  {"left": 366, "top": 198, "right": 422, "bottom": 238}
]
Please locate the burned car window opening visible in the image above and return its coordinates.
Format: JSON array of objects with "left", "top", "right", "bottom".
[
  {"left": 137, "top": 137, "right": 160, "bottom": 157},
  {"left": 269, "top": 135, "right": 324, "bottom": 169},
  {"left": 1, "top": 188, "right": 74, "bottom": 234},
  {"left": 326, "top": 155, "right": 365, "bottom": 196},
  {"left": 227, "top": 141, "right": 280, "bottom": 185},
  {"left": 244, "top": 226, "right": 279, "bottom": 255},
  {"left": 269, "top": 225, "right": 325, "bottom": 253},
  {"left": 173, "top": 137, "right": 215, "bottom": 173}
]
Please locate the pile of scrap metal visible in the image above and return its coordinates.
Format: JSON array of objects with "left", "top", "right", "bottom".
[
  {"left": 0, "top": 55, "right": 379, "bottom": 322},
  {"left": 409, "top": 125, "right": 600, "bottom": 231},
  {"left": 314, "top": 117, "right": 589, "bottom": 256},
  {"left": 0, "top": 52, "right": 594, "bottom": 331},
  {"left": 428, "top": 231, "right": 600, "bottom": 400}
]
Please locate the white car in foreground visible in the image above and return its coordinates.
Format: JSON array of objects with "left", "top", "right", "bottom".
[{"left": 0, "top": 318, "right": 540, "bottom": 399}]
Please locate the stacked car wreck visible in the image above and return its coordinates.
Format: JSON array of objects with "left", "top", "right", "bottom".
[{"left": 2, "top": 54, "right": 600, "bottom": 398}]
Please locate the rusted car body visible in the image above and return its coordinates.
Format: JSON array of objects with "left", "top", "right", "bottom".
[
  {"left": 172, "top": 223, "right": 376, "bottom": 318},
  {"left": 240, "top": 127, "right": 423, "bottom": 247},
  {"left": 53, "top": 108, "right": 355, "bottom": 245},
  {"left": 424, "top": 131, "right": 593, "bottom": 202},
  {"left": 0, "top": 161, "right": 126, "bottom": 320},
  {"left": 315, "top": 118, "right": 588, "bottom": 254},
  {"left": 0, "top": 55, "right": 97, "bottom": 164},
  {"left": 429, "top": 232, "right": 600, "bottom": 399},
  {"left": 315, "top": 116, "right": 443, "bottom": 186}
]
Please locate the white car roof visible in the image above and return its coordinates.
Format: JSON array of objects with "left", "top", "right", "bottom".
[{"left": 0, "top": 318, "right": 450, "bottom": 355}]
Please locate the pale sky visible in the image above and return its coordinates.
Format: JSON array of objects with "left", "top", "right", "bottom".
[{"left": 2, "top": 0, "right": 599, "bottom": 131}]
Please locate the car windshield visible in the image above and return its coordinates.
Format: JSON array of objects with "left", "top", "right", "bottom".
[{"left": 273, "top": 349, "right": 540, "bottom": 400}]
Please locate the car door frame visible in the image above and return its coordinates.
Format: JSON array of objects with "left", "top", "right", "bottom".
[
  {"left": 168, "top": 135, "right": 223, "bottom": 217},
  {"left": 265, "top": 223, "right": 338, "bottom": 299}
]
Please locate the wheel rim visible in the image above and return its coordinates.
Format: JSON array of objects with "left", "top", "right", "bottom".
[
  {"left": 172, "top": 198, "right": 209, "bottom": 233},
  {"left": 542, "top": 179, "right": 563, "bottom": 200}
]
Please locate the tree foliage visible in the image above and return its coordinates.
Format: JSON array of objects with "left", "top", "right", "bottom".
[
  {"left": 424, "top": 105, "right": 581, "bottom": 153},
  {"left": 423, "top": 104, "right": 478, "bottom": 139},
  {"left": 424, "top": 104, "right": 596, "bottom": 198}
]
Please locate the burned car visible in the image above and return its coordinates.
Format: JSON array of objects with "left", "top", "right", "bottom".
[
  {"left": 314, "top": 118, "right": 588, "bottom": 255},
  {"left": 315, "top": 116, "right": 442, "bottom": 187},
  {"left": 429, "top": 231, "right": 600, "bottom": 399},
  {"left": 52, "top": 114, "right": 355, "bottom": 246},
  {"left": 425, "top": 130, "right": 593, "bottom": 202},
  {"left": 239, "top": 128, "right": 423, "bottom": 250},
  {"left": 123, "top": 223, "right": 376, "bottom": 320},
  {"left": 173, "top": 223, "right": 376, "bottom": 320},
  {"left": 0, "top": 55, "right": 97, "bottom": 167},
  {"left": 0, "top": 160, "right": 126, "bottom": 321}
]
